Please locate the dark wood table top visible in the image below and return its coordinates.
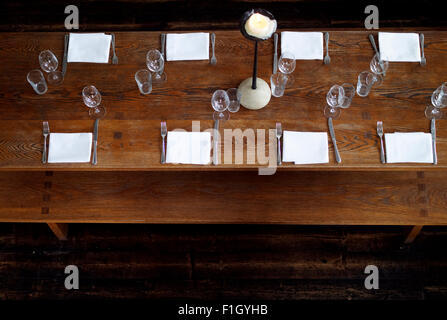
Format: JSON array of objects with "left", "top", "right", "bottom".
[{"left": 1, "top": 30, "right": 446, "bottom": 171}]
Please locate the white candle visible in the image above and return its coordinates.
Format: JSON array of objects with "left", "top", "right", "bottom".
[{"left": 244, "top": 13, "right": 276, "bottom": 40}]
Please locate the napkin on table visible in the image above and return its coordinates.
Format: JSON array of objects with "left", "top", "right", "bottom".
[
  {"left": 166, "top": 33, "right": 209, "bottom": 61},
  {"left": 384, "top": 132, "right": 433, "bottom": 163},
  {"left": 378, "top": 32, "right": 421, "bottom": 62},
  {"left": 281, "top": 32, "right": 324, "bottom": 60},
  {"left": 282, "top": 131, "right": 329, "bottom": 164},
  {"left": 48, "top": 133, "right": 92, "bottom": 163},
  {"left": 67, "top": 33, "right": 112, "bottom": 63},
  {"left": 166, "top": 131, "right": 211, "bottom": 165}
]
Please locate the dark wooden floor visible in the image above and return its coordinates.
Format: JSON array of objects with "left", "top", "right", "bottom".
[
  {"left": 2, "top": 0, "right": 447, "bottom": 300},
  {"left": 1, "top": 223, "right": 447, "bottom": 300}
]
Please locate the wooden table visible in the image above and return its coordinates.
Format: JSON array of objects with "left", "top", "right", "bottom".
[{"left": 0, "top": 30, "right": 446, "bottom": 240}]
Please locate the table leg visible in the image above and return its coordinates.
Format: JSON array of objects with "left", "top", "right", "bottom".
[
  {"left": 47, "top": 223, "right": 69, "bottom": 240},
  {"left": 404, "top": 225, "right": 423, "bottom": 244}
]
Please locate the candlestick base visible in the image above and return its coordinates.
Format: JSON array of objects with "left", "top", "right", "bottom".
[{"left": 238, "top": 77, "right": 271, "bottom": 110}]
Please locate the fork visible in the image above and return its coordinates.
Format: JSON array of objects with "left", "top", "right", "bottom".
[
  {"left": 420, "top": 33, "right": 426, "bottom": 66},
  {"left": 210, "top": 33, "right": 217, "bottom": 65},
  {"left": 161, "top": 121, "right": 167, "bottom": 164},
  {"left": 377, "top": 121, "right": 385, "bottom": 164},
  {"left": 111, "top": 33, "right": 118, "bottom": 64},
  {"left": 276, "top": 123, "right": 282, "bottom": 165},
  {"left": 161, "top": 33, "right": 166, "bottom": 58},
  {"left": 42, "top": 121, "right": 49, "bottom": 164},
  {"left": 324, "top": 32, "right": 331, "bottom": 65}
]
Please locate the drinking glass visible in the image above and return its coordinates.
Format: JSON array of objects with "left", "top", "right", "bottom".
[
  {"left": 425, "top": 82, "right": 447, "bottom": 119},
  {"left": 146, "top": 49, "right": 167, "bottom": 84},
  {"left": 27, "top": 69, "right": 48, "bottom": 95},
  {"left": 211, "top": 89, "right": 230, "bottom": 121},
  {"left": 82, "top": 85, "right": 106, "bottom": 118},
  {"left": 369, "top": 53, "right": 388, "bottom": 86},
  {"left": 324, "top": 84, "right": 344, "bottom": 118},
  {"left": 39, "top": 50, "right": 63, "bottom": 86},
  {"left": 226, "top": 88, "right": 241, "bottom": 113},
  {"left": 339, "top": 83, "right": 355, "bottom": 108},
  {"left": 278, "top": 52, "right": 296, "bottom": 87},
  {"left": 356, "top": 71, "right": 380, "bottom": 97},
  {"left": 135, "top": 69, "right": 152, "bottom": 95},
  {"left": 270, "top": 72, "right": 288, "bottom": 97}
]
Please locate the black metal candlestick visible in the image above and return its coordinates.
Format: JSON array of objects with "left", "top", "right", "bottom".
[{"left": 252, "top": 41, "right": 258, "bottom": 89}]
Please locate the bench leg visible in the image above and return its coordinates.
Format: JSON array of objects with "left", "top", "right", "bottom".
[
  {"left": 47, "top": 223, "right": 69, "bottom": 240},
  {"left": 404, "top": 225, "right": 423, "bottom": 244}
]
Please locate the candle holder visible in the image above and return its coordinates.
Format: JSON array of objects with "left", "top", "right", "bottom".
[{"left": 238, "top": 8, "right": 277, "bottom": 110}]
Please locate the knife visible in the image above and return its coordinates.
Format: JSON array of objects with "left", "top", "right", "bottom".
[
  {"left": 161, "top": 33, "right": 166, "bottom": 59},
  {"left": 328, "top": 117, "right": 341, "bottom": 163},
  {"left": 62, "top": 34, "right": 69, "bottom": 77},
  {"left": 92, "top": 119, "right": 99, "bottom": 165},
  {"left": 432, "top": 118, "right": 437, "bottom": 165},
  {"left": 273, "top": 33, "right": 278, "bottom": 74},
  {"left": 213, "top": 119, "right": 219, "bottom": 165}
]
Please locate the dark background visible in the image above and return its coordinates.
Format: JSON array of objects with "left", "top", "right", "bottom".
[{"left": 1, "top": 0, "right": 447, "bottom": 301}]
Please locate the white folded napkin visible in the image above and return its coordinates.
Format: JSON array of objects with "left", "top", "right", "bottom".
[
  {"left": 166, "top": 131, "right": 211, "bottom": 165},
  {"left": 282, "top": 131, "right": 329, "bottom": 164},
  {"left": 378, "top": 32, "right": 421, "bottom": 62},
  {"left": 281, "top": 32, "right": 323, "bottom": 60},
  {"left": 384, "top": 132, "right": 433, "bottom": 163},
  {"left": 166, "top": 33, "right": 210, "bottom": 61},
  {"left": 67, "top": 33, "right": 112, "bottom": 63},
  {"left": 48, "top": 133, "right": 92, "bottom": 163}
]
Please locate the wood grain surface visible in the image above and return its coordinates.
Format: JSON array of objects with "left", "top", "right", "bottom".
[
  {"left": 0, "top": 30, "right": 446, "bottom": 170},
  {"left": 0, "top": 170, "right": 445, "bottom": 225}
]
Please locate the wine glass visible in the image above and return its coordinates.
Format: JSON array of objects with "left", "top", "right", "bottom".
[
  {"left": 146, "top": 49, "right": 167, "bottom": 84},
  {"left": 82, "top": 85, "right": 106, "bottom": 118},
  {"left": 425, "top": 82, "right": 447, "bottom": 119},
  {"left": 211, "top": 90, "right": 230, "bottom": 121},
  {"left": 278, "top": 52, "right": 296, "bottom": 87},
  {"left": 39, "top": 50, "right": 64, "bottom": 86},
  {"left": 369, "top": 53, "right": 388, "bottom": 86},
  {"left": 324, "top": 84, "right": 344, "bottom": 118}
]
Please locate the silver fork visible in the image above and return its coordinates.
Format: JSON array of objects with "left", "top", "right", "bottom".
[
  {"left": 420, "top": 33, "right": 426, "bottom": 66},
  {"left": 377, "top": 121, "right": 385, "bottom": 164},
  {"left": 276, "top": 123, "right": 282, "bottom": 165},
  {"left": 111, "top": 33, "right": 118, "bottom": 65},
  {"left": 161, "top": 121, "right": 167, "bottom": 164},
  {"left": 161, "top": 33, "right": 166, "bottom": 58},
  {"left": 324, "top": 32, "right": 331, "bottom": 65},
  {"left": 210, "top": 33, "right": 217, "bottom": 65},
  {"left": 42, "top": 121, "right": 49, "bottom": 164}
]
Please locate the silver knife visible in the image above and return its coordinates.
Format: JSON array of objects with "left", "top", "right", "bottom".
[
  {"left": 213, "top": 120, "right": 219, "bottom": 165},
  {"left": 432, "top": 118, "right": 437, "bottom": 165},
  {"left": 328, "top": 117, "right": 341, "bottom": 163},
  {"left": 273, "top": 33, "right": 278, "bottom": 74},
  {"left": 92, "top": 119, "right": 99, "bottom": 165},
  {"left": 161, "top": 33, "right": 166, "bottom": 58},
  {"left": 62, "top": 34, "right": 69, "bottom": 77}
]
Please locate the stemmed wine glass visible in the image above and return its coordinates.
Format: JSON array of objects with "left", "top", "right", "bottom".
[
  {"left": 324, "top": 85, "right": 344, "bottom": 118},
  {"left": 146, "top": 49, "right": 167, "bottom": 84},
  {"left": 82, "top": 85, "right": 106, "bottom": 118},
  {"left": 425, "top": 82, "right": 447, "bottom": 119},
  {"left": 39, "top": 50, "right": 64, "bottom": 86},
  {"left": 211, "top": 90, "right": 230, "bottom": 121},
  {"left": 369, "top": 53, "right": 388, "bottom": 86},
  {"left": 278, "top": 52, "right": 296, "bottom": 87}
]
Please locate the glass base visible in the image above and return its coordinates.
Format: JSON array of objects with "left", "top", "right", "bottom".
[
  {"left": 425, "top": 105, "right": 442, "bottom": 119},
  {"left": 152, "top": 72, "right": 167, "bottom": 84},
  {"left": 47, "top": 71, "right": 64, "bottom": 86},
  {"left": 89, "top": 106, "right": 106, "bottom": 119},
  {"left": 213, "top": 110, "right": 230, "bottom": 121},
  {"left": 372, "top": 73, "right": 383, "bottom": 86},
  {"left": 323, "top": 105, "right": 341, "bottom": 119}
]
